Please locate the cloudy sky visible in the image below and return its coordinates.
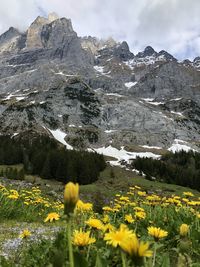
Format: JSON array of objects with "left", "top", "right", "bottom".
[{"left": 0, "top": 0, "right": 200, "bottom": 60}]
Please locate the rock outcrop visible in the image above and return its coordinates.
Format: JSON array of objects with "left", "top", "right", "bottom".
[{"left": 0, "top": 13, "right": 199, "bottom": 151}]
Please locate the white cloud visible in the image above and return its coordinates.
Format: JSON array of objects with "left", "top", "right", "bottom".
[{"left": 0, "top": 0, "right": 200, "bottom": 60}]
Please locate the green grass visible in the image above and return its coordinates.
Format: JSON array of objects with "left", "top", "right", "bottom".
[
  {"left": 0, "top": 162, "right": 199, "bottom": 203},
  {"left": 0, "top": 163, "right": 200, "bottom": 266},
  {"left": 80, "top": 164, "right": 200, "bottom": 199}
]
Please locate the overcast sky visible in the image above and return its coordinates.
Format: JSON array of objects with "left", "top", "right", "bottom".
[{"left": 0, "top": 0, "right": 200, "bottom": 60}]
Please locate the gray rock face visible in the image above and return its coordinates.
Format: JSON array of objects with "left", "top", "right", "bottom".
[
  {"left": 137, "top": 46, "right": 156, "bottom": 57},
  {"left": 41, "top": 18, "right": 76, "bottom": 49},
  {"left": 0, "top": 14, "right": 199, "bottom": 151},
  {"left": 0, "top": 27, "right": 21, "bottom": 54},
  {"left": 128, "top": 62, "right": 200, "bottom": 100},
  {"left": 81, "top": 36, "right": 117, "bottom": 55}
]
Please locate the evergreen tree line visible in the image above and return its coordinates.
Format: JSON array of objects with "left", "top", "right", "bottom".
[
  {"left": 132, "top": 150, "right": 200, "bottom": 190},
  {"left": 0, "top": 135, "right": 106, "bottom": 184}
]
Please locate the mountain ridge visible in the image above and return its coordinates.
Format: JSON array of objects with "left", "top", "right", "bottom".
[{"left": 0, "top": 13, "right": 199, "bottom": 158}]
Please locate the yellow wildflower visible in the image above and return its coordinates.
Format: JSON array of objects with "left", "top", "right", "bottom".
[
  {"left": 120, "top": 235, "right": 152, "bottom": 258},
  {"left": 183, "top": 192, "right": 194, "bottom": 197},
  {"left": 102, "top": 206, "right": 113, "bottom": 212},
  {"left": 148, "top": 226, "right": 168, "bottom": 241},
  {"left": 137, "top": 191, "right": 147, "bottom": 196},
  {"left": 179, "top": 224, "right": 189, "bottom": 237},
  {"left": 44, "top": 212, "right": 60, "bottom": 223},
  {"left": 125, "top": 214, "right": 135, "bottom": 224},
  {"left": 19, "top": 229, "right": 31, "bottom": 239},
  {"left": 102, "top": 215, "right": 110, "bottom": 223},
  {"left": 85, "top": 218, "right": 104, "bottom": 230},
  {"left": 64, "top": 182, "right": 79, "bottom": 215},
  {"left": 119, "top": 196, "right": 130, "bottom": 202},
  {"left": 134, "top": 207, "right": 145, "bottom": 212},
  {"left": 103, "top": 223, "right": 115, "bottom": 232},
  {"left": 72, "top": 229, "right": 96, "bottom": 247},
  {"left": 134, "top": 186, "right": 141, "bottom": 190},
  {"left": 76, "top": 200, "right": 93, "bottom": 212},
  {"left": 104, "top": 224, "right": 135, "bottom": 247},
  {"left": 135, "top": 211, "right": 146, "bottom": 220},
  {"left": 7, "top": 194, "right": 19, "bottom": 200}
]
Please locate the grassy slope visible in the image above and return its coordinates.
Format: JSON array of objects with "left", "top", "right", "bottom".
[
  {"left": 1, "top": 163, "right": 199, "bottom": 199},
  {"left": 80, "top": 164, "right": 200, "bottom": 198}
]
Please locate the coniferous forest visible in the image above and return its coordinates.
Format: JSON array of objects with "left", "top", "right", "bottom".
[
  {"left": 0, "top": 135, "right": 106, "bottom": 184},
  {"left": 132, "top": 150, "right": 200, "bottom": 190}
]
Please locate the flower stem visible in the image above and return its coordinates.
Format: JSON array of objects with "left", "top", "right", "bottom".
[
  {"left": 121, "top": 251, "right": 127, "bottom": 267},
  {"left": 152, "top": 243, "right": 157, "bottom": 267},
  {"left": 87, "top": 244, "right": 91, "bottom": 261},
  {"left": 68, "top": 218, "right": 74, "bottom": 267}
]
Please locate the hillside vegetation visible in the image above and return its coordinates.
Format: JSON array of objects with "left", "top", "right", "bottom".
[
  {"left": 0, "top": 135, "right": 106, "bottom": 184},
  {"left": 132, "top": 151, "right": 200, "bottom": 191},
  {"left": 0, "top": 180, "right": 200, "bottom": 267}
]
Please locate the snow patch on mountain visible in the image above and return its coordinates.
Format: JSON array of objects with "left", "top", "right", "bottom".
[
  {"left": 124, "top": 82, "right": 137, "bottom": 88},
  {"left": 168, "top": 139, "right": 196, "bottom": 153},
  {"left": 93, "top": 145, "right": 160, "bottom": 166},
  {"left": 170, "top": 111, "right": 184, "bottom": 116},
  {"left": 140, "top": 145, "right": 162, "bottom": 149},
  {"left": 93, "top": 66, "right": 104, "bottom": 73},
  {"left": 47, "top": 128, "right": 73, "bottom": 150},
  {"left": 105, "top": 93, "right": 124, "bottom": 97}
]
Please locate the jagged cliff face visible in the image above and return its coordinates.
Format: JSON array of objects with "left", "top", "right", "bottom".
[{"left": 0, "top": 13, "right": 199, "bottom": 151}]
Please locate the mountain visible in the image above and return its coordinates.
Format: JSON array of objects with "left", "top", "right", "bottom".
[{"left": 0, "top": 13, "right": 199, "bottom": 158}]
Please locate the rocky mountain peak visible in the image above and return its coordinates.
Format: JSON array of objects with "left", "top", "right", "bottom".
[
  {"left": 113, "top": 41, "right": 134, "bottom": 60},
  {"left": 48, "top": 12, "right": 60, "bottom": 22},
  {"left": 193, "top": 56, "right": 200, "bottom": 69},
  {"left": 194, "top": 56, "right": 200, "bottom": 62},
  {"left": 25, "top": 14, "right": 75, "bottom": 50},
  {"left": 81, "top": 36, "right": 117, "bottom": 55},
  {"left": 0, "top": 27, "right": 20, "bottom": 42},
  {"left": 31, "top": 16, "right": 49, "bottom": 27},
  {"left": 40, "top": 17, "right": 77, "bottom": 49},
  {"left": 25, "top": 16, "right": 50, "bottom": 49},
  {"left": 0, "top": 26, "right": 21, "bottom": 54},
  {"left": 137, "top": 46, "right": 156, "bottom": 57},
  {"left": 0, "top": 14, "right": 199, "bottom": 152},
  {"left": 157, "top": 50, "right": 176, "bottom": 61},
  {"left": 53, "top": 17, "right": 74, "bottom": 34}
]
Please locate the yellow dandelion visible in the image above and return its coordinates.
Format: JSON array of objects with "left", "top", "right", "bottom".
[
  {"left": 135, "top": 211, "right": 146, "bottom": 220},
  {"left": 102, "top": 215, "right": 110, "bottom": 223},
  {"left": 103, "top": 223, "right": 115, "bottom": 232},
  {"left": 137, "top": 191, "right": 147, "bottom": 196},
  {"left": 85, "top": 218, "right": 104, "bottom": 230},
  {"left": 102, "top": 206, "right": 113, "bottom": 212},
  {"left": 76, "top": 200, "right": 93, "bottom": 212},
  {"left": 64, "top": 182, "right": 79, "bottom": 215},
  {"left": 104, "top": 224, "right": 135, "bottom": 247},
  {"left": 44, "top": 212, "right": 60, "bottom": 223},
  {"left": 183, "top": 192, "right": 194, "bottom": 197},
  {"left": 179, "top": 224, "right": 189, "bottom": 237},
  {"left": 72, "top": 229, "right": 96, "bottom": 247},
  {"left": 19, "top": 229, "right": 31, "bottom": 239},
  {"left": 125, "top": 214, "right": 135, "bottom": 224},
  {"left": 148, "top": 226, "right": 168, "bottom": 241},
  {"left": 119, "top": 196, "right": 130, "bottom": 202},
  {"left": 120, "top": 235, "right": 152, "bottom": 258},
  {"left": 134, "top": 186, "right": 141, "bottom": 190},
  {"left": 7, "top": 194, "right": 19, "bottom": 200}
]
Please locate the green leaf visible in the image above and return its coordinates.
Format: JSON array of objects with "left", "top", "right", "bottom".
[
  {"left": 73, "top": 252, "right": 88, "bottom": 267},
  {"left": 160, "top": 254, "right": 170, "bottom": 267},
  {"left": 95, "top": 253, "right": 107, "bottom": 267}
]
